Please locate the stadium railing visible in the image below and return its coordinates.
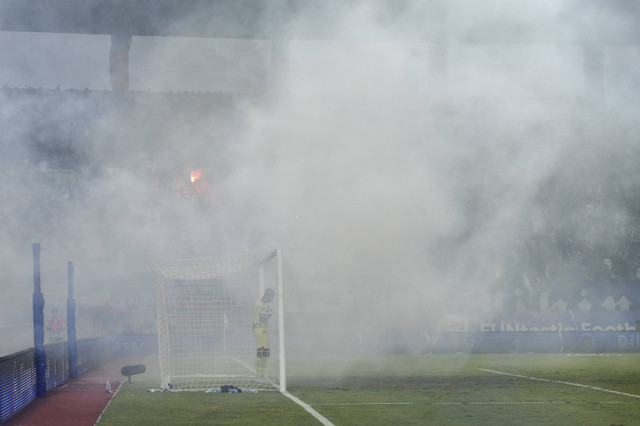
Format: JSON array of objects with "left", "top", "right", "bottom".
[{"left": 0, "top": 336, "right": 116, "bottom": 423}]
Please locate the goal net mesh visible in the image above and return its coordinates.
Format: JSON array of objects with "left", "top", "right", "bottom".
[{"left": 149, "top": 250, "right": 282, "bottom": 391}]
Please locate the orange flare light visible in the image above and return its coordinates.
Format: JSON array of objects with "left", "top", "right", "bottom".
[{"left": 190, "top": 168, "right": 203, "bottom": 183}]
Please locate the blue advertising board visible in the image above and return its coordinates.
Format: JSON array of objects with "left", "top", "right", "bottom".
[{"left": 437, "top": 311, "right": 640, "bottom": 353}]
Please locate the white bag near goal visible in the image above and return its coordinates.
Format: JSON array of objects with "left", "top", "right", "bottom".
[{"left": 149, "top": 249, "right": 285, "bottom": 392}]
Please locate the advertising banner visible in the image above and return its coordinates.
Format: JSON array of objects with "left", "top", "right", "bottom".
[{"left": 437, "top": 311, "right": 640, "bottom": 353}]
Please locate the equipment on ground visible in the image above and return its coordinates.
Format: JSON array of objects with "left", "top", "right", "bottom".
[{"left": 121, "top": 364, "right": 146, "bottom": 383}]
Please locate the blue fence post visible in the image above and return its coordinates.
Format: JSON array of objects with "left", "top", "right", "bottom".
[
  {"left": 32, "top": 242, "right": 47, "bottom": 397},
  {"left": 67, "top": 261, "right": 78, "bottom": 379}
]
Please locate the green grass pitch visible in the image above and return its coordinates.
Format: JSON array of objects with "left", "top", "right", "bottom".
[{"left": 98, "top": 353, "right": 640, "bottom": 425}]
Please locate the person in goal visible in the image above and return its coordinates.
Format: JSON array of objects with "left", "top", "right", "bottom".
[{"left": 254, "top": 288, "right": 275, "bottom": 379}]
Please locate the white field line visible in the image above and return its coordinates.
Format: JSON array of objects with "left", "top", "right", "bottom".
[
  {"left": 480, "top": 368, "right": 640, "bottom": 400},
  {"left": 313, "top": 401, "right": 640, "bottom": 407},
  {"left": 226, "top": 356, "right": 333, "bottom": 424},
  {"left": 313, "top": 402, "right": 413, "bottom": 406},
  {"left": 227, "top": 355, "right": 255, "bottom": 373},
  {"left": 314, "top": 401, "right": 639, "bottom": 407},
  {"left": 95, "top": 376, "right": 126, "bottom": 424},
  {"left": 281, "top": 391, "right": 336, "bottom": 426},
  {"left": 227, "top": 355, "right": 279, "bottom": 389},
  {"left": 437, "top": 401, "right": 640, "bottom": 405}
]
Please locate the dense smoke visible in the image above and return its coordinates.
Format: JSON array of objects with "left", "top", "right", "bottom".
[{"left": 1, "top": 0, "right": 640, "bottom": 354}]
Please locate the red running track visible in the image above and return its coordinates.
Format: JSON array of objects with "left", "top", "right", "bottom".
[{"left": 6, "top": 357, "right": 142, "bottom": 426}]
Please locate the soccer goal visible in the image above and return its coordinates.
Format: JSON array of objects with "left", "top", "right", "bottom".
[{"left": 149, "top": 249, "right": 285, "bottom": 392}]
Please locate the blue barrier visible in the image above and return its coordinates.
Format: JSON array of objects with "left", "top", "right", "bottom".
[
  {"left": 435, "top": 331, "right": 640, "bottom": 353},
  {"left": 32, "top": 243, "right": 46, "bottom": 398},
  {"left": 284, "top": 330, "right": 640, "bottom": 355},
  {"left": 0, "top": 337, "right": 117, "bottom": 423},
  {"left": 0, "top": 349, "right": 37, "bottom": 423},
  {"left": 67, "top": 261, "right": 78, "bottom": 379}
]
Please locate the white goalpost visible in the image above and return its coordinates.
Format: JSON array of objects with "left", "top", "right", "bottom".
[{"left": 149, "top": 249, "right": 286, "bottom": 392}]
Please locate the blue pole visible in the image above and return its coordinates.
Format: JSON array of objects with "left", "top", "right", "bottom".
[
  {"left": 67, "top": 261, "right": 78, "bottom": 379},
  {"left": 32, "top": 242, "right": 47, "bottom": 397}
]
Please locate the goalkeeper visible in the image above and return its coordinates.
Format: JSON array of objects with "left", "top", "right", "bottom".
[{"left": 253, "top": 288, "right": 275, "bottom": 378}]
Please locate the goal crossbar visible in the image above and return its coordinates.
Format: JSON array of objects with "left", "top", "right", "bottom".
[{"left": 149, "top": 250, "right": 276, "bottom": 280}]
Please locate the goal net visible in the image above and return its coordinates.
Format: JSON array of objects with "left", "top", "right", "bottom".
[{"left": 149, "top": 249, "right": 285, "bottom": 392}]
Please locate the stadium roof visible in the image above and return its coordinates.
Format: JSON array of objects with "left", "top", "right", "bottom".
[{"left": 0, "top": 0, "right": 639, "bottom": 44}]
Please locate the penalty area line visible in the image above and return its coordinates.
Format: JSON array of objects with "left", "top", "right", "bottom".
[
  {"left": 313, "top": 402, "right": 413, "bottom": 406},
  {"left": 480, "top": 368, "right": 640, "bottom": 400},
  {"left": 281, "top": 391, "right": 335, "bottom": 426}
]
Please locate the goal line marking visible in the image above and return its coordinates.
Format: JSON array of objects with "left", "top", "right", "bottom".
[
  {"left": 480, "top": 368, "right": 640, "bottom": 400},
  {"left": 281, "top": 391, "right": 336, "bottom": 426}
]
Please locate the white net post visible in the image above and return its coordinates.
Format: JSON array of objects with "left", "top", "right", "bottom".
[
  {"left": 276, "top": 248, "right": 286, "bottom": 392},
  {"left": 149, "top": 250, "right": 283, "bottom": 392},
  {"left": 259, "top": 264, "right": 265, "bottom": 296},
  {"left": 154, "top": 271, "right": 172, "bottom": 390}
]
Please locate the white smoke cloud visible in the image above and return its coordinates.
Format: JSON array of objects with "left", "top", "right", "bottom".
[{"left": 1, "top": 0, "right": 640, "bottom": 352}]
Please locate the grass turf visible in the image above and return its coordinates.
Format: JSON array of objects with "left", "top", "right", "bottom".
[{"left": 98, "top": 353, "right": 640, "bottom": 425}]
